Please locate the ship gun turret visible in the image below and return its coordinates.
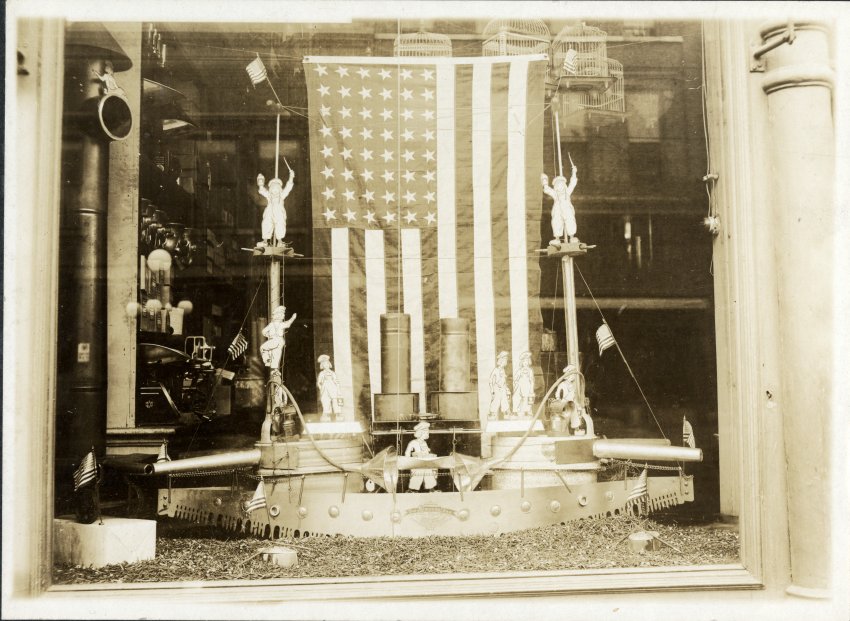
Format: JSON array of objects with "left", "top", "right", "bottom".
[
  {"left": 144, "top": 448, "right": 261, "bottom": 475},
  {"left": 592, "top": 439, "right": 702, "bottom": 463}
]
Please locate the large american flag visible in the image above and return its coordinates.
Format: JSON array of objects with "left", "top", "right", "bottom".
[{"left": 304, "top": 55, "right": 548, "bottom": 424}]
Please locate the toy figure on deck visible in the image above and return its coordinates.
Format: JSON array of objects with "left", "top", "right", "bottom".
[
  {"left": 512, "top": 351, "right": 535, "bottom": 418},
  {"left": 541, "top": 157, "right": 579, "bottom": 245},
  {"left": 488, "top": 350, "right": 511, "bottom": 420},
  {"left": 260, "top": 305, "right": 297, "bottom": 369},
  {"left": 257, "top": 158, "right": 294, "bottom": 248},
  {"left": 405, "top": 421, "right": 438, "bottom": 492},
  {"left": 316, "top": 354, "right": 342, "bottom": 421},
  {"left": 555, "top": 364, "right": 582, "bottom": 433}
]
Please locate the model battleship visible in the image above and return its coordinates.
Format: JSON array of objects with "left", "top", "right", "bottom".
[
  {"left": 142, "top": 84, "right": 702, "bottom": 538},
  {"left": 146, "top": 235, "right": 701, "bottom": 539}
]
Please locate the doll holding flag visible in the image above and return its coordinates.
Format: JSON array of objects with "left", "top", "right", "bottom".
[
  {"left": 257, "top": 157, "right": 294, "bottom": 247},
  {"left": 541, "top": 152, "right": 579, "bottom": 245}
]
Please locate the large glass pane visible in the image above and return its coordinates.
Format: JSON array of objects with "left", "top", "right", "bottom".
[{"left": 51, "top": 17, "right": 734, "bottom": 585}]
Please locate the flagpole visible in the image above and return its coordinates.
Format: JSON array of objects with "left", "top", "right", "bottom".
[
  {"left": 265, "top": 77, "right": 283, "bottom": 108},
  {"left": 554, "top": 109, "right": 563, "bottom": 178},
  {"left": 275, "top": 113, "right": 280, "bottom": 180}
]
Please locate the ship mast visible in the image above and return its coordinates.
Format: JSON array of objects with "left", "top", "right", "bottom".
[{"left": 257, "top": 112, "right": 298, "bottom": 443}]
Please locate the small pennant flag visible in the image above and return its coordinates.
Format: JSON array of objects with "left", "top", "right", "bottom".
[
  {"left": 73, "top": 450, "right": 98, "bottom": 491},
  {"left": 563, "top": 48, "right": 578, "bottom": 75},
  {"left": 596, "top": 323, "right": 616, "bottom": 356},
  {"left": 245, "top": 480, "right": 268, "bottom": 513},
  {"left": 683, "top": 416, "right": 696, "bottom": 449},
  {"left": 246, "top": 55, "right": 268, "bottom": 86},
  {"left": 228, "top": 332, "right": 248, "bottom": 358},
  {"left": 627, "top": 468, "right": 648, "bottom": 503}
]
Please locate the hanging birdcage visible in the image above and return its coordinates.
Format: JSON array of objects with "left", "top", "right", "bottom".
[
  {"left": 551, "top": 22, "right": 610, "bottom": 79},
  {"left": 393, "top": 29, "right": 453, "bottom": 57},
  {"left": 481, "top": 19, "right": 551, "bottom": 57},
  {"left": 550, "top": 22, "right": 625, "bottom": 120}
]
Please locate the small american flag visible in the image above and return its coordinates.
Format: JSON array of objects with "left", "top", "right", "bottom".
[
  {"left": 562, "top": 48, "right": 578, "bottom": 75},
  {"left": 246, "top": 55, "right": 268, "bottom": 86},
  {"left": 627, "top": 467, "right": 648, "bottom": 503},
  {"left": 228, "top": 332, "right": 248, "bottom": 358},
  {"left": 245, "top": 480, "right": 268, "bottom": 513},
  {"left": 596, "top": 323, "right": 616, "bottom": 356},
  {"left": 73, "top": 450, "right": 98, "bottom": 491},
  {"left": 683, "top": 416, "right": 696, "bottom": 449}
]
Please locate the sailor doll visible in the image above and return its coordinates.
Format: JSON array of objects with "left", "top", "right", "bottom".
[
  {"left": 405, "top": 421, "right": 438, "bottom": 492},
  {"left": 488, "top": 351, "right": 511, "bottom": 420},
  {"left": 260, "top": 305, "right": 297, "bottom": 369},
  {"left": 541, "top": 158, "right": 579, "bottom": 245},
  {"left": 512, "top": 351, "right": 535, "bottom": 418},
  {"left": 256, "top": 158, "right": 295, "bottom": 247},
  {"left": 316, "top": 354, "right": 342, "bottom": 421}
]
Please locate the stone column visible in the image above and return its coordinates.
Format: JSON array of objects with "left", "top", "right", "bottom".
[{"left": 759, "top": 21, "right": 834, "bottom": 597}]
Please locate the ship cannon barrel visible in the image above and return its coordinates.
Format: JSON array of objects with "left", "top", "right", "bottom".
[
  {"left": 144, "top": 448, "right": 262, "bottom": 475},
  {"left": 592, "top": 440, "right": 703, "bottom": 463}
]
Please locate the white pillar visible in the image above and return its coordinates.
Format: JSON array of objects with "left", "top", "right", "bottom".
[
  {"left": 759, "top": 21, "right": 835, "bottom": 597},
  {"left": 106, "top": 23, "right": 141, "bottom": 431}
]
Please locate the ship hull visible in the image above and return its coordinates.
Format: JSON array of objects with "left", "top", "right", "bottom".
[{"left": 158, "top": 473, "right": 694, "bottom": 538}]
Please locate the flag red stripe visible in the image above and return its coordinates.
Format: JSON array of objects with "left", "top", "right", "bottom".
[
  {"left": 348, "top": 229, "right": 372, "bottom": 414},
  {"left": 420, "top": 227, "right": 441, "bottom": 396},
  {"left": 312, "top": 231, "right": 334, "bottom": 384},
  {"left": 524, "top": 61, "right": 546, "bottom": 366},
  {"left": 384, "top": 228, "right": 403, "bottom": 314},
  {"left": 453, "top": 63, "right": 478, "bottom": 384}
]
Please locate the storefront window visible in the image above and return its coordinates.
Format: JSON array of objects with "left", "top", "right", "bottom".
[{"left": 16, "top": 10, "right": 778, "bottom": 601}]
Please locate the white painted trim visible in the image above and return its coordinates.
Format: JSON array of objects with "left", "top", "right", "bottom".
[{"left": 4, "top": 17, "right": 65, "bottom": 598}]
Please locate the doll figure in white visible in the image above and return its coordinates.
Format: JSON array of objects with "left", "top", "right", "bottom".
[
  {"left": 405, "top": 421, "right": 438, "bottom": 491},
  {"left": 260, "top": 305, "right": 297, "bottom": 369},
  {"left": 257, "top": 158, "right": 295, "bottom": 247},
  {"left": 512, "top": 351, "right": 535, "bottom": 418},
  {"left": 316, "top": 354, "right": 341, "bottom": 421},
  {"left": 488, "top": 350, "right": 511, "bottom": 420},
  {"left": 555, "top": 365, "right": 582, "bottom": 432},
  {"left": 93, "top": 60, "right": 125, "bottom": 97},
  {"left": 541, "top": 162, "right": 578, "bottom": 245}
]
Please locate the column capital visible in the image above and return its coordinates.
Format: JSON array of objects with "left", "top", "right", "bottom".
[{"left": 758, "top": 21, "right": 834, "bottom": 94}]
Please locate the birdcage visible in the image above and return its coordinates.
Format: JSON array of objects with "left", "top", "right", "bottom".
[
  {"left": 549, "top": 23, "right": 625, "bottom": 120},
  {"left": 393, "top": 29, "right": 453, "bottom": 57},
  {"left": 551, "top": 22, "right": 610, "bottom": 79},
  {"left": 481, "top": 19, "right": 551, "bottom": 57}
]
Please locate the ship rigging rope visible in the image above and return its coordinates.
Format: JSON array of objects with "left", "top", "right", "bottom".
[
  {"left": 573, "top": 264, "right": 670, "bottom": 445},
  {"left": 279, "top": 383, "right": 360, "bottom": 474}
]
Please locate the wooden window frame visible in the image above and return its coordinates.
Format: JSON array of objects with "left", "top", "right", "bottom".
[{"left": 7, "top": 14, "right": 841, "bottom": 617}]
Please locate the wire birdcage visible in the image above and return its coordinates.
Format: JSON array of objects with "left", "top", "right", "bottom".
[
  {"left": 393, "top": 29, "right": 453, "bottom": 57},
  {"left": 550, "top": 23, "right": 625, "bottom": 117},
  {"left": 481, "top": 19, "right": 551, "bottom": 57},
  {"left": 551, "top": 23, "right": 611, "bottom": 78}
]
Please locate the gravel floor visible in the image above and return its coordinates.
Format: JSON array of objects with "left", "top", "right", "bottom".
[{"left": 53, "top": 514, "right": 739, "bottom": 584}]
